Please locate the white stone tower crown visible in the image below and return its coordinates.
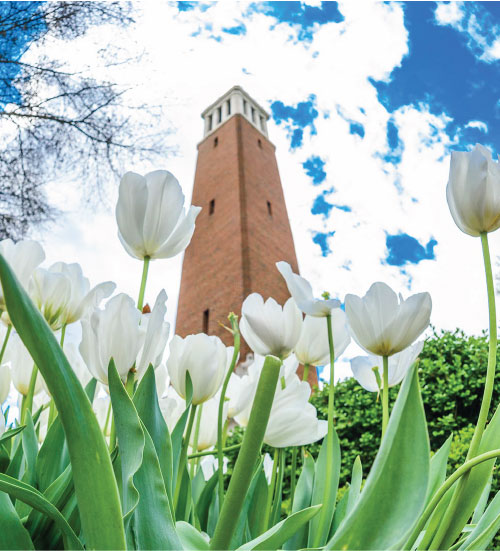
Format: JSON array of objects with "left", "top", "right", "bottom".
[{"left": 201, "top": 85, "right": 269, "bottom": 138}]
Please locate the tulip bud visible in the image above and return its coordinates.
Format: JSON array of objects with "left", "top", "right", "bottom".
[
  {"left": 345, "top": 282, "right": 431, "bottom": 357},
  {"left": 240, "top": 293, "right": 302, "bottom": 359},
  {"left": 166, "top": 333, "right": 227, "bottom": 405},
  {"left": 447, "top": 144, "right": 500, "bottom": 236},
  {"left": 115, "top": 170, "right": 201, "bottom": 260}
]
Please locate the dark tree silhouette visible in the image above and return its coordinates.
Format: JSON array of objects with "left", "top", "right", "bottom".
[{"left": 0, "top": 2, "right": 167, "bottom": 239}]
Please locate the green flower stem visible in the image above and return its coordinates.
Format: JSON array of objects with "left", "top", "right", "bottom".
[
  {"left": 302, "top": 363, "right": 310, "bottom": 382},
  {"left": 125, "top": 371, "right": 135, "bottom": 397},
  {"left": 188, "top": 443, "right": 241, "bottom": 460},
  {"left": 312, "top": 313, "right": 336, "bottom": 547},
  {"left": 382, "top": 355, "right": 389, "bottom": 437},
  {"left": 174, "top": 403, "right": 197, "bottom": 510},
  {"left": 403, "top": 448, "right": 500, "bottom": 550},
  {"left": 0, "top": 324, "right": 11, "bottom": 365},
  {"left": 210, "top": 355, "right": 282, "bottom": 550},
  {"left": 190, "top": 404, "right": 203, "bottom": 478},
  {"left": 104, "top": 399, "right": 112, "bottom": 438},
  {"left": 217, "top": 313, "right": 240, "bottom": 506},
  {"left": 60, "top": 323, "right": 67, "bottom": 348},
  {"left": 289, "top": 446, "right": 298, "bottom": 511},
  {"left": 21, "top": 364, "right": 38, "bottom": 424},
  {"left": 263, "top": 447, "right": 279, "bottom": 530},
  {"left": 137, "top": 256, "right": 150, "bottom": 311},
  {"left": 429, "top": 231, "right": 498, "bottom": 550}
]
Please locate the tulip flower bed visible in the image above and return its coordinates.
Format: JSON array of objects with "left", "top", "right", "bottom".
[{"left": 0, "top": 145, "right": 500, "bottom": 550}]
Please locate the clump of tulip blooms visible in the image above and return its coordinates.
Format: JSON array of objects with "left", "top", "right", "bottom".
[{"left": 0, "top": 144, "right": 500, "bottom": 551}]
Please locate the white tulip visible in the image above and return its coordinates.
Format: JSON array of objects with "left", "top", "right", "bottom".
[
  {"left": 0, "top": 239, "right": 45, "bottom": 311},
  {"left": 166, "top": 333, "right": 227, "bottom": 405},
  {"left": 30, "top": 263, "right": 115, "bottom": 330},
  {"left": 116, "top": 170, "right": 202, "bottom": 260},
  {"left": 294, "top": 310, "right": 350, "bottom": 366},
  {"left": 159, "top": 387, "right": 185, "bottom": 432},
  {"left": 80, "top": 293, "right": 144, "bottom": 384},
  {"left": 351, "top": 341, "right": 425, "bottom": 392},
  {"left": 190, "top": 395, "right": 227, "bottom": 452},
  {"left": 240, "top": 293, "right": 302, "bottom": 359},
  {"left": 446, "top": 144, "right": 500, "bottom": 237},
  {"left": 264, "top": 371, "right": 327, "bottom": 448},
  {"left": 80, "top": 291, "right": 169, "bottom": 385},
  {"left": 276, "top": 261, "right": 340, "bottom": 316},
  {"left": 6, "top": 332, "right": 43, "bottom": 396},
  {"left": 345, "top": 282, "right": 431, "bottom": 357}
]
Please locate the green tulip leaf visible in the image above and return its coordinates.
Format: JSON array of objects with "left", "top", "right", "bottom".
[
  {"left": 0, "top": 472, "right": 82, "bottom": 549},
  {"left": 27, "top": 463, "right": 74, "bottom": 546},
  {"left": 425, "top": 434, "right": 452, "bottom": 507},
  {"left": 108, "top": 360, "right": 181, "bottom": 550},
  {"left": 0, "top": 490, "right": 34, "bottom": 549},
  {"left": 308, "top": 427, "right": 341, "bottom": 547},
  {"left": 248, "top": 469, "right": 269, "bottom": 540},
  {"left": 133, "top": 364, "right": 174, "bottom": 511},
  {"left": 0, "top": 253, "right": 125, "bottom": 550},
  {"left": 176, "top": 521, "right": 210, "bottom": 550},
  {"left": 326, "top": 364, "right": 430, "bottom": 550},
  {"left": 196, "top": 469, "right": 219, "bottom": 534},
  {"left": 472, "top": 474, "right": 492, "bottom": 525},
  {"left": 284, "top": 453, "right": 315, "bottom": 550},
  {"left": 0, "top": 425, "right": 25, "bottom": 446},
  {"left": 236, "top": 505, "right": 322, "bottom": 551},
  {"left": 458, "top": 489, "right": 500, "bottom": 550},
  {"left": 345, "top": 456, "right": 363, "bottom": 517}
]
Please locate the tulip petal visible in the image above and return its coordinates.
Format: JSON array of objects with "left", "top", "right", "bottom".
[{"left": 116, "top": 172, "right": 148, "bottom": 259}]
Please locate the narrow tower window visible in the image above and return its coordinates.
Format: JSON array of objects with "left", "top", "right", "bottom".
[
  {"left": 260, "top": 116, "right": 265, "bottom": 130},
  {"left": 243, "top": 99, "right": 247, "bottom": 114},
  {"left": 203, "top": 309, "right": 209, "bottom": 333},
  {"left": 258, "top": 138, "right": 262, "bottom": 148},
  {"left": 214, "top": 136, "right": 218, "bottom": 147},
  {"left": 217, "top": 106, "right": 222, "bottom": 123},
  {"left": 208, "top": 114, "right": 213, "bottom": 131},
  {"left": 226, "top": 99, "right": 231, "bottom": 115},
  {"left": 209, "top": 199, "right": 215, "bottom": 215},
  {"left": 251, "top": 107, "right": 256, "bottom": 122},
  {"left": 267, "top": 201, "right": 272, "bottom": 216}
]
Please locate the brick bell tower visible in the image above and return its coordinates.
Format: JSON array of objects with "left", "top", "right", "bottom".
[{"left": 176, "top": 85, "right": 300, "bottom": 366}]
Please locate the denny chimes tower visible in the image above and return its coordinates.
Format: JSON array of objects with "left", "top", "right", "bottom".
[{"left": 176, "top": 86, "right": 299, "bottom": 362}]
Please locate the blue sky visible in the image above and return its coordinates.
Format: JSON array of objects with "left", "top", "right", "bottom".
[{"left": 10, "top": 1, "right": 500, "bottom": 380}]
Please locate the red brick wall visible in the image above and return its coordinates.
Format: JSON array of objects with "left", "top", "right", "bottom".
[{"left": 176, "top": 114, "right": 299, "bottom": 361}]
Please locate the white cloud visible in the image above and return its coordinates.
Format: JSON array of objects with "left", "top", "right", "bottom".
[
  {"left": 434, "top": 2, "right": 500, "bottom": 63},
  {"left": 13, "top": 1, "right": 496, "bottom": 385},
  {"left": 465, "top": 120, "right": 488, "bottom": 132}
]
